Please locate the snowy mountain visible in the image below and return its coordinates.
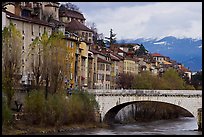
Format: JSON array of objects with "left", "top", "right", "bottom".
[{"left": 117, "top": 36, "right": 202, "bottom": 71}]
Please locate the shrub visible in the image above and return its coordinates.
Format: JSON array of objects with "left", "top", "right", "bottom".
[
  {"left": 24, "top": 90, "right": 98, "bottom": 126},
  {"left": 2, "top": 94, "right": 13, "bottom": 126}
]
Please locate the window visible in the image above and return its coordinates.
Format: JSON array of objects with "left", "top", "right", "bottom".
[
  {"left": 89, "top": 33, "right": 92, "bottom": 37},
  {"left": 70, "top": 41, "right": 74, "bottom": 48},
  {"left": 44, "top": 27, "right": 46, "bottom": 33},
  {"left": 106, "top": 74, "right": 110, "bottom": 81},
  {"left": 106, "top": 65, "right": 110, "bottom": 71},
  {"left": 70, "top": 73, "right": 72, "bottom": 80},
  {"left": 39, "top": 26, "right": 41, "bottom": 36},
  {"left": 101, "top": 74, "right": 104, "bottom": 81},
  {"left": 82, "top": 32, "right": 84, "bottom": 36}
]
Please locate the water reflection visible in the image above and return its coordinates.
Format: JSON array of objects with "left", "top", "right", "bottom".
[{"left": 62, "top": 117, "right": 202, "bottom": 135}]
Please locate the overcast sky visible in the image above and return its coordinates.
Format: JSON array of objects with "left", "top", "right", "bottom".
[{"left": 61, "top": 2, "right": 202, "bottom": 40}]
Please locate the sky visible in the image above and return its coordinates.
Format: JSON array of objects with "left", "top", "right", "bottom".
[{"left": 61, "top": 2, "right": 202, "bottom": 40}]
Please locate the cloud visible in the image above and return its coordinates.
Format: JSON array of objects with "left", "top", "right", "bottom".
[{"left": 65, "top": 2, "right": 202, "bottom": 40}]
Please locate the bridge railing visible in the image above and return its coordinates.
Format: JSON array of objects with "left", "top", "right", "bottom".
[{"left": 88, "top": 89, "right": 202, "bottom": 96}]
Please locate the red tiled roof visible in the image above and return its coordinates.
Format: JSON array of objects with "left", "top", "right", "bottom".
[
  {"left": 65, "top": 19, "right": 93, "bottom": 32},
  {"left": 151, "top": 53, "right": 164, "bottom": 57},
  {"left": 124, "top": 56, "right": 135, "bottom": 61},
  {"left": 110, "top": 53, "right": 120, "bottom": 61},
  {"left": 60, "top": 9, "right": 85, "bottom": 20},
  {"left": 111, "top": 52, "right": 124, "bottom": 60},
  {"left": 180, "top": 66, "right": 191, "bottom": 72},
  {"left": 97, "top": 57, "right": 111, "bottom": 64},
  {"left": 89, "top": 48, "right": 101, "bottom": 54}
]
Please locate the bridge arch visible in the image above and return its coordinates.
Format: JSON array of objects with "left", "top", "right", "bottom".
[
  {"left": 90, "top": 89, "right": 202, "bottom": 130},
  {"left": 103, "top": 100, "right": 194, "bottom": 123}
]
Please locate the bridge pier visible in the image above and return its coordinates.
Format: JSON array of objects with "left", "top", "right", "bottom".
[{"left": 197, "top": 108, "right": 202, "bottom": 131}]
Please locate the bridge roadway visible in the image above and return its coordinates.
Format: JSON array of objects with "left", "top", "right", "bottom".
[{"left": 88, "top": 89, "right": 202, "bottom": 130}]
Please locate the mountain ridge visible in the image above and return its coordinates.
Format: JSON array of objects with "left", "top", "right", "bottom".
[{"left": 117, "top": 36, "right": 202, "bottom": 72}]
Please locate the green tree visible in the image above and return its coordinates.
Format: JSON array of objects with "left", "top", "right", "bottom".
[
  {"left": 2, "top": 22, "right": 22, "bottom": 107},
  {"left": 133, "top": 71, "right": 155, "bottom": 89},
  {"left": 161, "top": 68, "right": 185, "bottom": 90}
]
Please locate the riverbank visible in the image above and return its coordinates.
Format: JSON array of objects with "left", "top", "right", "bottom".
[{"left": 2, "top": 120, "right": 109, "bottom": 135}]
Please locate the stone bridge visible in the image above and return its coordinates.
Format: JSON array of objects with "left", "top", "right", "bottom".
[{"left": 88, "top": 89, "right": 202, "bottom": 130}]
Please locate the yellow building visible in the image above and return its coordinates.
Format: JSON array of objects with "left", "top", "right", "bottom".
[
  {"left": 123, "top": 57, "right": 138, "bottom": 75},
  {"left": 77, "top": 42, "right": 89, "bottom": 89},
  {"left": 64, "top": 32, "right": 79, "bottom": 89}
]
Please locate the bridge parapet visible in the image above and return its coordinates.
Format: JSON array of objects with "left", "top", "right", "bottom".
[{"left": 88, "top": 89, "right": 202, "bottom": 97}]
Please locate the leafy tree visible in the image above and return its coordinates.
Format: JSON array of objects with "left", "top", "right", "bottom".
[
  {"left": 161, "top": 68, "right": 185, "bottom": 90},
  {"left": 133, "top": 71, "right": 155, "bottom": 89},
  {"left": 2, "top": 22, "right": 22, "bottom": 107}
]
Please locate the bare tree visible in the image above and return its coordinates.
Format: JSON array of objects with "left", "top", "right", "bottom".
[
  {"left": 29, "top": 31, "right": 69, "bottom": 98},
  {"left": 116, "top": 72, "right": 135, "bottom": 89},
  {"left": 28, "top": 37, "right": 43, "bottom": 89},
  {"left": 49, "top": 31, "right": 67, "bottom": 94},
  {"left": 2, "top": 23, "right": 22, "bottom": 107}
]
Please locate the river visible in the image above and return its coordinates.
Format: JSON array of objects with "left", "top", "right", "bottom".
[{"left": 57, "top": 117, "right": 202, "bottom": 135}]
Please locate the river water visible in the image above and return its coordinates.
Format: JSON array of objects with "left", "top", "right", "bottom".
[{"left": 59, "top": 117, "right": 202, "bottom": 135}]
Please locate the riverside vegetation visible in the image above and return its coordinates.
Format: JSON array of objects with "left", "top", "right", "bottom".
[{"left": 2, "top": 90, "right": 100, "bottom": 135}]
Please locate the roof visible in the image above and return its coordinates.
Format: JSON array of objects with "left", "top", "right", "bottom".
[
  {"left": 124, "top": 56, "right": 136, "bottom": 62},
  {"left": 180, "top": 66, "right": 191, "bottom": 72},
  {"left": 162, "top": 60, "right": 172, "bottom": 65},
  {"left": 65, "top": 19, "right": 93, "bottom": 32},
  {"left": 110, "top": 53, "right": 120, "bottom": 61},
  {"left": 151, "top": 53, "right": 164, "bottom": 57},
  {"left": 111, "top": 52, "right": 124, "bottom": 60},
  {"left": 97, "top": 57, "right": 111, "bottom": 64},
  {"left": 5, "top": 10, "right": 54, "bottom": 27},
  {"left": 60, "top": 9, "right": 85, "bottom": 20},
  {"left": 89, "top": 48, "right": 101, "bottom": 54},
  {"left": 117, "top": 48, "right": 127, "bottom": 53},
  {"left": 49, "top": 18, "right": 65, "bottom": 26}
]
